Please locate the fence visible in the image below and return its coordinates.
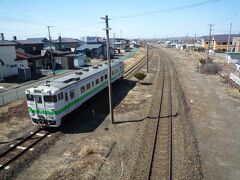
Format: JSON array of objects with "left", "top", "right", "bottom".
[
  {"left": 0, "top": 81, "right": 44, "bottom": 107},
  {"left": 120, "top": 48, "right": 141, "bottom": 61},
  {"left": 0, "top": 69, "right": 72, "bottom": 107}
]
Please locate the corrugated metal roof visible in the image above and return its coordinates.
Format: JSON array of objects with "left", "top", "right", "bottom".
[
  {"left": 14, "top": 40, "right": 45, "bottom": 45},
  {"left": 0, "top": 40, "right": 16, "bottom": 46},
  {"left": 26, "top": 38, "right": 48, "bottom": 42},
  {"left": 52, "top": 38, "right": 81, "bottom": 43},
  {"left": 76, "top": 44, "right": 103, "bottom": 51}
]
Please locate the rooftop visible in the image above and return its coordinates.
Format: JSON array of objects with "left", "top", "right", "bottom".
[
  {"left": 26, "top": 38, "right": 48, "bottom": 42},
  {"left": 52, "top": 38, "right": 81, "bottom": 43},
  {"left": 76, "top": 44, "right": 103, "bottom": 51},
  {"left": 13, "top": 40, "right": 45, "bottom": 45},
  {"left": 202, "top": 34, "right": 240, "bottom": 42},
  {"left": 0, "top": 40, "right": 17, "bottom": 46}
]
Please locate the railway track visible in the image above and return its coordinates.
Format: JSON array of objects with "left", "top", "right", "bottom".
[
  {"left": 147, "top": 48, "right": 173, "bottom": 180},
  {"left": 0, "top": 47, "right": 151, "bottom": 175},
  {"left": 0, "top": 128, "right": 51, "bottom": 171},
  {"left": 124, "top": 49, "right": 153, "bottom": 79}
]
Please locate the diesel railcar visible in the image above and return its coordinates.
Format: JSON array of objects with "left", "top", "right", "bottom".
[{"left": 25, "top": 60, "right": 124, "bottom": 127}]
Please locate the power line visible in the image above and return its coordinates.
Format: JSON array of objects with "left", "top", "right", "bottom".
[{"left": 111, "top": 0, "right": 220, "bottom": 20}]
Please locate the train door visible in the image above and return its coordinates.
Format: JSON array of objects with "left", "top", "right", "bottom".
[
  {"left": 68, "top": 87, "right": 76, "bottom": 112},
  {"left": 64, "top": 89, "right": 70, "bottom": 114}
]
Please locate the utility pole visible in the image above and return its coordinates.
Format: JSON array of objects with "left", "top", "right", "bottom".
[
  {"left": 207, "top": 24, "right": 213, "bottom": 63},
  {"left": 227, "top": 22, "right": 232, "bottom": 52},
  {"left": 146, "top": 44, "right": 149, "bottom": 73},
  {"left": 47, "top": 26, "right": 55, "bottom": 76},
  {"left": 101, "top": 15, "right": 114, "bottom": 124},
  {"left": 113, "top": 33, "right": 116, "bottom": 50},
  {"left": 194, "top": 34, "right": 197, "bottom": 50}
]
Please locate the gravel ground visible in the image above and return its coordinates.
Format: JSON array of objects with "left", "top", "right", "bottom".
[
  {"left": 0, "top": 99, "right": 37, "bottom": 149},
  {"left": 161, "top": 46, "right": 240, "bottom": 180},
  {"left": 1, "top": 46, "right": 207, "bottom": 180},
  {"left": 16, "top": 65, "right": 155, "bottom": 180}
]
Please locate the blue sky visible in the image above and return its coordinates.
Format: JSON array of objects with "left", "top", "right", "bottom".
[{"left": 0, "top": 0, "right": 239, "bottom": 40}]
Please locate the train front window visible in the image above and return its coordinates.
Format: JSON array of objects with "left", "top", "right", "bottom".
[
  {"left": 36, "top": 96, "right": 42, "bottom": 104},
  {"left": 44, "top": 95, "right": 57, "bottom": 103},
  {"left": 26, "top": 94, "right": 34, "bottom": 101}
]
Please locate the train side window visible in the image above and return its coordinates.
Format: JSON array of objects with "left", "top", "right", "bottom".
[
  {"left": 60, "top": 92, "right": 64, "bottom": 99},
  {"left": 44, "top": 95, "right": 57, "bottom": 103},
  {"left": 92, "top": 81, "right": 94, "bottom": 87},
  {"left": 112, "top": 71, "right": 114, "bottom": 75},
  {"left": 96, "top": 79, "right": 99, "bottom": 84},
  {"left": 70, "top": 90, "right": 75, "bottom": 99},
  {"left": 65, "top": 93, "right": 68, "bottom": 101},
  {"left": 81, "top": 86, "right": 85, "bottom": 93},
  {"left": 26, "top": 94, "right": 34, "bottom": 101},
  {"left": 58, "top": 93, "right": 61, "bottom": 101},
  {"left": 105, "top": 74, "right": 107, "bottom": 79},
  {"left": 100, "top": 76, "right": 103, "bottom": 82},
  {"left": 86, "top": 83, "right": 90, "bottom": 90}
]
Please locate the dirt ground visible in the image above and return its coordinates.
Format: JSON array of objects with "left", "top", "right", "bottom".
[
  {"left": 15, "top": 46, "right": 203, "bottom": 180},
  {"left": 16, "top": 69, "right": 155, "bottom": 180},
  {"left": 0, "top": 48, "right": 149, "bottom": 179},
  {"left": 160, "top": 46, "right": 240, "bottom": 180},
  {"left": 0, "top": 99, "right": 37, "bottom": 148}
]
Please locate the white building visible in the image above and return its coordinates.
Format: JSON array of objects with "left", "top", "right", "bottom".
[
  {"left": 0, "top": 41, "right": 18, "bottom": 80},
  {"left": 0, "top": 40, "right": 28, "bottom": 80}
]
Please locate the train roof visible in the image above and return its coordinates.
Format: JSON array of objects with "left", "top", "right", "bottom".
[{"left": 26, "top": 60, "right": 122, "bottom": 94}]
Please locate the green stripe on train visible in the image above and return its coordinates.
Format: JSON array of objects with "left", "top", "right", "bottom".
[{"left": 28, "top": 74, "right": 120, "bottom": 115}]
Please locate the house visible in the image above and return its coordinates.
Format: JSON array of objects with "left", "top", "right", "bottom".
[
  {"left": 201, "top": 34, "right": 240, "bottom": 52},
  {"left": 76, "top": 44, "right": 104, "bottom": 58},
  {"left": 64, "top": 54, "right": 86, "bottom": 69},
  {"left": 0, "top": 40, "right": 18, "bottom": 80},
  {"left": 51, "top": 37, "right": 83, "bottom": 51},
  {"left": 13, "top": 39, "right": 46, "bottom": 76},
  {"left": 16, "top": 49, "right": 45, "bottom": 76},
  {"left": 81, "top": 36, "right": 105, "bottom": 44},
  {"left": 41, "top": 49, "right": 73, "bottom": 70},
  {"left": 130, "top": 39, "right": 140, "bottom": 48},
  {"left": 110, "top": 38, "right": 130, "bottom": 52},
  {"left": 14, "top": 39, "right": 45, "bottom": 55},
  {"left": 0, "top": 40, "right": 28, "bottom": 80},
  {"left": 27, "top": 37, "right": 49, "bottom": 48},
  {"left": 76, "top": 44, "right": 114, "bottom": 59}
]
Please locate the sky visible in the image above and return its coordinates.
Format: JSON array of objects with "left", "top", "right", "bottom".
[{"left": 0, "top": 0, "right": 239, "bottom": 40}]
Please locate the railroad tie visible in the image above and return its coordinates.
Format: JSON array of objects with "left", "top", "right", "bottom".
[{"left": 0, "top": 165, "right": 10, "bottom": 170}]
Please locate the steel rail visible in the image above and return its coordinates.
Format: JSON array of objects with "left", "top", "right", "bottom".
[
  {"left": 124, "top": 50, "right": 153, "bottom": 78},
  {"left": 147, "top": 47, "right": 173, "bottom": 180},
  {"left": 0, "top": 129, "right": 50, "bottom": 171}
]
